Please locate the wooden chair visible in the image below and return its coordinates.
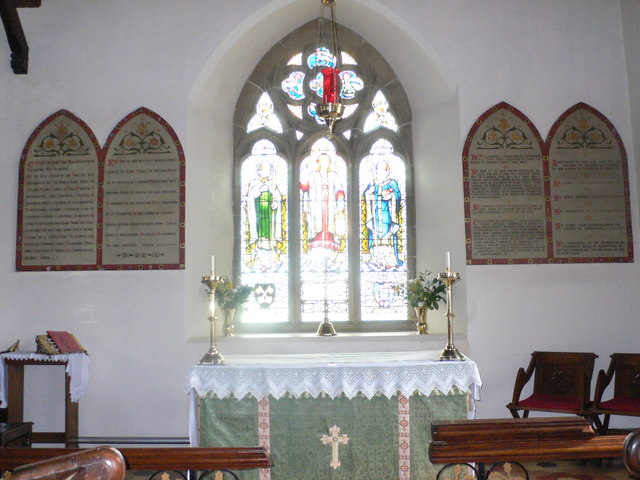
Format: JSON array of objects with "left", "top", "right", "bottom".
[
  {"left": 506, "top": 351, "right": 597, "bottom": 419},
  {"left": 590, "top": 353, "right": 640, "bottom": 434},
  {"left": 6, "top": 446, "right": 125, "bottom": 480}
]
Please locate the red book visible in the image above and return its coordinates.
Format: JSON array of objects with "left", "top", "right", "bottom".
[{"left": 46, "top": 331, "right": 87, "bottom": 354}]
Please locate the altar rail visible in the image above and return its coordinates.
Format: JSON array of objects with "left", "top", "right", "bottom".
[{"left": 0, "top": 447, "right": 271, "bottom": 472}]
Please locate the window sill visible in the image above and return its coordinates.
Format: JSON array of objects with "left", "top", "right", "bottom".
[{"left": 202, "top": 331, "right": 468, "bottom": 356}]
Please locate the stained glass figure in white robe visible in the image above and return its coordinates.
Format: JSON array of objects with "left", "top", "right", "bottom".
[{"left": 299, "top": 139, "right": 347, "bottom": 268}]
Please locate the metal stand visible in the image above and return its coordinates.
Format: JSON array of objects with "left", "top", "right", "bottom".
[
  {"left": 317, "top": 300, "right": 337, "bottom": 336},
  {"left": 317, "top": 267, "right": 337, "bottom": 336},
  {"left": 200, "top": 275, "right": 224, "bottom": 365},
  {"left": 436, "top": 462, "right": 529, "bottom": 480},
  {"left": 437, "top": 270, "right": 464, "bottom": 361}
]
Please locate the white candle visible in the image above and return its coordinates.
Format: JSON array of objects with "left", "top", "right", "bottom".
[
  {"left": 211, "top": 254, "right": 216, "bottom": 275},
  {"left": 446, "top": 251, "right": 451, "bottom": 271}
]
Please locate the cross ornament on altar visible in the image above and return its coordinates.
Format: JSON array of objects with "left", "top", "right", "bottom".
[{"left": 320, "top": 425, "right": 350, "bottom": 469}]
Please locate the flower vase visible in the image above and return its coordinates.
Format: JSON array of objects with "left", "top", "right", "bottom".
[
  {"left": 223, "top": 308, "right": 235, "bottom": 337},
  {"left": 414, "top": 306, "right": 428, "bottom": 335}
]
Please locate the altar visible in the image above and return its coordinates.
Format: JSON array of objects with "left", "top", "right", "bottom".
[{"left": 188, "top": 350, "right": 481, "bottom": 480}]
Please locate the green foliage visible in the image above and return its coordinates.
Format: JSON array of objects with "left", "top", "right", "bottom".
[
  {"left": 215, "top": 276, "right": 253, "bottom": 310},
  {"left": 404, "top": 270, "right": 446, "bottom": 310}
]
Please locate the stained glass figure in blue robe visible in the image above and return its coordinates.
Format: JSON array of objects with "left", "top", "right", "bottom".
[{"left": 362, "top": 157, "right": 403, "bottom": 268}]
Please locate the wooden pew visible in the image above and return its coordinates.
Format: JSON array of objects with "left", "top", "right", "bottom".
[
  {"left": 0, "top": 447, "right": 271, "bottom": 472},
  {"left": 429, "top": 417, "right": 627, "bottom": 480},
  {"left": 9, "top": 446, "right": 126, "bottom": 480}
]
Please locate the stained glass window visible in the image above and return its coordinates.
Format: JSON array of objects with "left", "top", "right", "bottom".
[
  {"left": 307, "top": 46, "right": 336, "bottom": 68},
  {"left": 287, "top": 105, "right": 303, "bottom": 119},
  {"left": 247, "top": 93, "right": 283, "bottom": 133},
  {"left": 341, "top": 52, "right": 357, "bottom": 65},
  {"left": 282, "top": 71, "right": 306, "bottom": 100},
  {"left": 233, "top": 19, "right": 413, "bottom": 333},
  {"left": 287, "top": 53, "right": 302, "bottom": 66},
  {"left": 342, "top": 104, "right": 358, "bottom": 119},
  {"left": 239, "top": 140, "right": 289, "bottom": 322},
  {"left": 359, "top": 139, "right": 407, "bottom": 321},
  {"left": 364, "top": 91, "right": 398, "bottom": 132},
  {"left": 338, "top": 71, "right": 364, "bottom": 100},
  {"left": 299, "top": 138, "right": 348, "bottom": 322},
  {"left": 281, "top": 44, "right": 364, "bottom": 126},
  {"left": 309, "top": 69, "right": 363, "bottom": 101}
]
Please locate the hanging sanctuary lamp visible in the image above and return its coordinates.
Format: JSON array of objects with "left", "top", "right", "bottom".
[{"left": 316, "top": 0, "right": 345, "bottom": 134}]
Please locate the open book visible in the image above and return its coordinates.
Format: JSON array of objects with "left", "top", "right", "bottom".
[{"left": 36, "top": 331, "right": 87, "bottom": 355}]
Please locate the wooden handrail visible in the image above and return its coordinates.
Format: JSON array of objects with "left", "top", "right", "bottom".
[
  {"left": 430, "top": 435, "right": 626, "bottom": 464},
  {"left": 429, "top": 417, "right": 626, "bottom": 465},
  {"left": 0, "top": 447, "right": 271, "bottom": 472}
]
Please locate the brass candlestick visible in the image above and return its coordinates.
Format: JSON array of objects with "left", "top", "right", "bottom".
[
  {"left": 200, "top": 275, "right": 225, "bottom": 365},
  {"left": 437, "top": 269, "right": 464, "bottom": 361}
]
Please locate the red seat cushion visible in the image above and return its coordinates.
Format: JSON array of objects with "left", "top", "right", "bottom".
[
  {"left": 518, "top": 393, "right": 581, "bottom": 410},
  {"left": 597, "top": 396, "right": 640, "bottom": 414}
]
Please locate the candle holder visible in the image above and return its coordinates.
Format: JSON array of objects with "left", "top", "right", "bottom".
[
  {"left": 437, "top": 270, "right": 465, "bottom": 361},
  {"left": 317, "top": 298, "right": 337, "bottom": 336},
  {"left": 200, "top": 275, "right": 225, "bottom": 365},
  {"left": 317, "top": 102, "right": 345, "bottom": 134},
  {"left": 316, "top": 265, "right": 338, "bottom": 336}
]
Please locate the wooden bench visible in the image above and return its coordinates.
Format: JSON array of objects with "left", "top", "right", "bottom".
[
  {"left": 0, "top": 446, "right": 271, "bottom": 473},
  {"left": 429, "top": 417, "right": 627, "bottom": 480}
]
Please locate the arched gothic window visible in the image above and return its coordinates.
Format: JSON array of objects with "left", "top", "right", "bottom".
[{"left": 233, "top": 18, "right": 415, "bottom": 333}]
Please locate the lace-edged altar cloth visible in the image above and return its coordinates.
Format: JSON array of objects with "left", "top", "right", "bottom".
[
  {"left": 188, "top": 350, "right": 482, "bottom": 401},
  {"left": 0, "top": 352, "right": 90, "bottom": 407}
]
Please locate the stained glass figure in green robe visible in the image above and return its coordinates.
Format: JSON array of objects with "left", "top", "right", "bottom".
[{"left": 242, "top": 140, "right": 287, "bottom": 272}]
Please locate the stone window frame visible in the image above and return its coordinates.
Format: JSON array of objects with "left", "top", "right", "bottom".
[{"left": 231, "top": 18, "right": 416, "bottom": 334}]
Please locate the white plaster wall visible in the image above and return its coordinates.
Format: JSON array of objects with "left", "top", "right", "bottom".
[
  {"left": 622, "top": 0, "right": 640, "bottom": 227},
  {"left": 0, "top": 0, "right": 637, "bottom": 439}
]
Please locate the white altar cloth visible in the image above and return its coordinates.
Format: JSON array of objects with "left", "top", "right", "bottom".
[
  {"left": 0, "top": 351, "right": 90, "bottom": 407},
  {"left": 188, "top": 350, "right": 482, "bottom": 401}
]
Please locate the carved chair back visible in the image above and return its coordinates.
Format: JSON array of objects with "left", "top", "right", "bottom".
[
  {"left": 532, "top": 351, "right": 597, "bottom": 406},
  {"left": 610, "top": 353, "right": 640, "bottom": 400}
]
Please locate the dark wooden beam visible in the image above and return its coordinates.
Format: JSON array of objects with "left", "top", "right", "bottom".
[
  {"left": 15, "top": 0, "right": 40, "bottom": 7},
  {"left": 0, "top": 0, "right": 29, "bottom": 74}
]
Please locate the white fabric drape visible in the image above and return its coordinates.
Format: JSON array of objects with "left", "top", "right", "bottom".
[{"left": 0, "top": 352, "right": 90, "bottom": 407}]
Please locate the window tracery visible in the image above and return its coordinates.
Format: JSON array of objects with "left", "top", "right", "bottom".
[{"left": 233, "top": 19, "right": 414, "bottom": 332}]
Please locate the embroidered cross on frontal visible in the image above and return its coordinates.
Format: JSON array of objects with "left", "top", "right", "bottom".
[{"left": 320, "top": 425, "right": 350, "bottom": 469}]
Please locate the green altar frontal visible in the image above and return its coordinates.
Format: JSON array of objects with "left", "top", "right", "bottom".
[
  {"left": 189, "top": 351, "right": 482, "bottom": 480},
  {"left": 199, "top": 390, "right": 467, "bottom": 480}
]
